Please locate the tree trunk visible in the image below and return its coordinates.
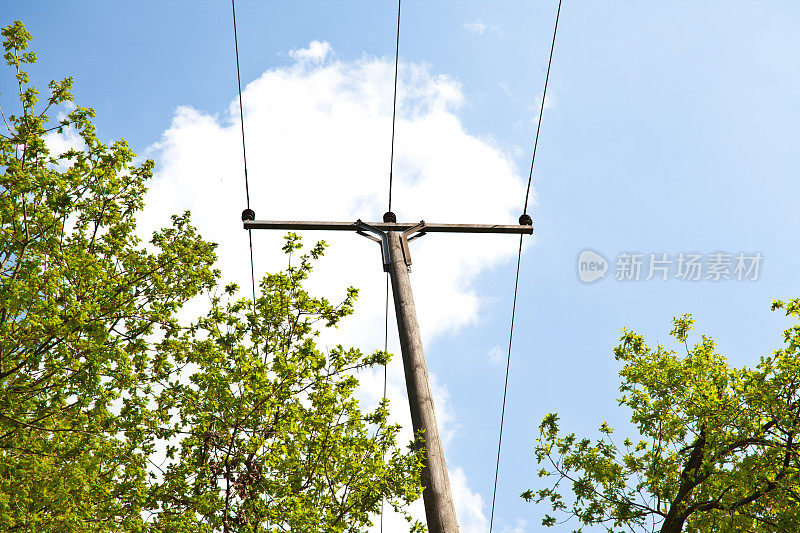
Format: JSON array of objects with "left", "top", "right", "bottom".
[{"left": 660, "top": 514, "right": 686, "bottom": 533}]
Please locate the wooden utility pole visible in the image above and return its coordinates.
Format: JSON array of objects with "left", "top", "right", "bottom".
[
  {"left": 386, "top": 229, "right": 458, "bottom": 532},
  {"left": 243, "top": 212, "right": 532, "bottom": 533}
]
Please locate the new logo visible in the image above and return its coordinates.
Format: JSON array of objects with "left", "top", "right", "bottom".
[{"left": 578, "top": 249, "right": 608, "bottom": 283}]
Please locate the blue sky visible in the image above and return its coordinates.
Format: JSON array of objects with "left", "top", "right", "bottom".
[{"left": 4, "top": 1, "right": 800, "bottom": 531}]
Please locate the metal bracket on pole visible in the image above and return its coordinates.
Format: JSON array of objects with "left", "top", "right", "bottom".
[
  {"left": 355, "top": 219, "right": 427, "bottom": 272},
  {"left": 356, "top": 219, "right": 391, "bottom": 272},
  {"left": 400, "top": 221, "right": 426, "bottom": 269}
]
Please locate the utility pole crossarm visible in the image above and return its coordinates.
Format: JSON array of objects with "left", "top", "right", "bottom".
[{"left": 243, "top": 219, "right": 533, "bottom": 235}]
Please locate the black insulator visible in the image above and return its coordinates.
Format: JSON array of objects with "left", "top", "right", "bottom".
[
  {"left": 383, "top": 211, "right": 397, "bottom": 223},
  {"left": 519, "top": 213, "right": 533, "bottom": 226},
  {"left": 241, "top": 208, "right": 255, "bottom": 221}
]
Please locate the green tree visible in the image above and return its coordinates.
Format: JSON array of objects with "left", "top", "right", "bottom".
[
  {"left": 1, "top": 21, "right": 422, "bottom": 532},
  {"left": 1, "top": 20, "right": 218, "bottom": 532},
  {"left": 151, "top": 236, "right": 423, "bottom": 532},
  {"left": 525, "top": 301, "right": 800, "bottom": 533}
]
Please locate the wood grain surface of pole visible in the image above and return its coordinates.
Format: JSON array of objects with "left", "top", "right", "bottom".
[{"left": 386, "top": 231, "right": 459, "bottom": 533}]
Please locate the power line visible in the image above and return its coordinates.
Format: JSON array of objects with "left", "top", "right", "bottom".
[
  {"left": 383, "top": 2, "right": 402, "bottom": 530},
  {"left": 523, "top": 0, "right": 562, "bottom": 215},
  {"left": 381, "top": 273, "right": 389, "bottom": 532},
  {"left": 490, "top": 1, "right": 563, "bottom": 531},
  {"left": 384, "top": 275, "right": 390, "bottom": 399},
  {"left": 232, "top": 0, "right": 251, "bottom": 210},
  {"left": 489, "top": 235, "right": 524, "bottom": 532},
  {"left": 231, "top": 0, "right": 258, "bottom": 312},
  {"left": 388, "top": 0, "right": 401, "bottom": 214}
]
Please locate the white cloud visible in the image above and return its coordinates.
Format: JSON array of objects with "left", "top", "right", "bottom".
[
  {"left": 463, "top": 19, "right": 488, "bottom": 35},
  {"left": 462, "top": 18, "right": 501, "bottom": 37},
  {"left": 502, "top": 518, "right": 528, "bottom": 533},
  {"left": 528, "top": 92, "right": 557, "bottom": 125},
  {"left": 288, "top": 40, "right": 332, "bottom": 64},
  {"left": 450, "top": 467, "right": 490, "bottom": 532},
  {"left": 44, "top": 125, "right": 84, "bottom": 169},
  {"left": 488, "top": 344, "right": 505, "bottom": 364},
  {"left": 140, "top": 40, "right": 530, "bottom": 532}
]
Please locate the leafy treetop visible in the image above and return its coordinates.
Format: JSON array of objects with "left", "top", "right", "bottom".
[
  {"left": 1, "top": 20, "right": 423, "bottom": 533},
  {"left": 525, "top": 301, "right": 800, "bottom": 533}
]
